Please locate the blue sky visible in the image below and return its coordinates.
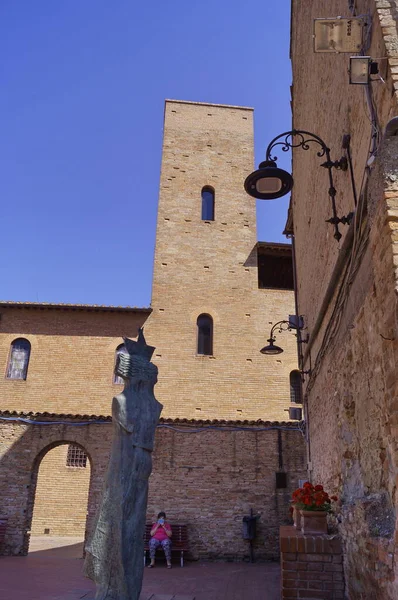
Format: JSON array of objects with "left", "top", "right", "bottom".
[{"left": 0, "top": 1, "right": 292, "bottom": 307}]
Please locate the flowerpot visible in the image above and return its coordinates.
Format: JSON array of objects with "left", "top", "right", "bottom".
[
  {"left": 300, "top": 510, "right": 328, "bottom": 535},
  {"left": 292, "top": 506, "right": 302, "bottom": 530}
]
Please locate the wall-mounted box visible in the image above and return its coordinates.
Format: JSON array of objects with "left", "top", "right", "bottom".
[{"left": 314, "top": 18, "right": 364, "bottom": 53}]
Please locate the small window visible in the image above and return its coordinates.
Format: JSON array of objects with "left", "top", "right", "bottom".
[
  {"left": 113, "top": 344, "right": 127, "bottom": 384},
  {"left": 66, "top": 444, "right": 88, "bottom": 468},
  {"left": 290, "top": 370, "right": 302, "bottom": 404},
  {"left": 6, "top": 338, "right": 31, "bottom": 380},
  {"left": 197, "top": 314, "right": 213, "bottom": 355},
  {"left": 201, "top": 187, "right": 215, "bottom": 221}
]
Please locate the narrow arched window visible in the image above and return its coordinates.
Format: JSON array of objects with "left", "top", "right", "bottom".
[
  {"left": 113, "top": 344, "right": 127, "bottom": 384},
  {"left": 197, "top": 314, "right": 213, "bottom": 355},
  {"left": 6, "top": 338, "right": 31, "bottom": 380},
  {"left": 201, "top": 187, "right": 215, "bottom": 221},
  {"left": 290, "top": 370, "right": 302, "bottom": 404}
]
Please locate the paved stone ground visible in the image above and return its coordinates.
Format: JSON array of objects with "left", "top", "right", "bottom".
[{"left": 0, "top": 537, "right": 280, "bottom": 600}]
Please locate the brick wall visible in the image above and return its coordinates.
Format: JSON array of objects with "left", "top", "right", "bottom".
[
  {"left": 280, "top": 527, "right": 344, "bottom": 599},
  {"left": 290, "top": 1, "right": 398, "bottom": 597},
  {"left": 0, "top": 306, "right": 149, "bottom": 415},
  {"left": 0, "top": 101, "right": 298, "bottom": 424},
  {"left": 0, "top": 418, "right": 306, "bottom": 558},
  {"left": 31, "top": 444, "right": 90, "bottom": 536},
  {"left": 145, "top": 100, "right": 298, "bottom": 421}
]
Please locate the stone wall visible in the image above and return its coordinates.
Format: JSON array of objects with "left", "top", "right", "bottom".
[
  {"left": 0, "top": 416, "right": 306, "bottom": 559},
  {"left": 290, "top": 1, "right": 398, "bottom": 597}
]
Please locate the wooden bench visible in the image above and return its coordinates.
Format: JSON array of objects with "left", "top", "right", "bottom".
[{"left": 144, "top": 523, "right": 188, "bottom": 567}]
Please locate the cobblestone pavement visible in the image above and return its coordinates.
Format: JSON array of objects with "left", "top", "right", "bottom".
[{"left": 0, "top": 537, "right": 280, "bottom": 600}]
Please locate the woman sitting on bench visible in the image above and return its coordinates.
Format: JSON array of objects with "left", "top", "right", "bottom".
[{"left": 148, "top": 511, "right": 173, "bottom": 568}]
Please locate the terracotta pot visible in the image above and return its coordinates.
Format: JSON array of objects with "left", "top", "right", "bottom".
[
  {"left": 292, "top": 505, "right": 302, "bottom": 530},
  {"left": 300, "top": 510, "right": 328, "bottom": 535}
]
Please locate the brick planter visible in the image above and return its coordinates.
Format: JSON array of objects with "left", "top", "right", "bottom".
[{"left": 280, "top": 525, "right": 344, "bottom": 599}]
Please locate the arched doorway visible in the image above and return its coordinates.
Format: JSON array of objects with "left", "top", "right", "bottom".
[{"left": 29, "top": 442, "right": 91, "bottom": 553}]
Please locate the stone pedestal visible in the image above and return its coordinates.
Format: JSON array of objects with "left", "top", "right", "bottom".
[{"left": 280, "top": 525, "right": 344, "bottom": 599}]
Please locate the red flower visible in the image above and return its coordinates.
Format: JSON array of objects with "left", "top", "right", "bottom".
[
  {"left": 331, "top": 495, "right": 338, "bottom": 502},
  {"left": 290, "top": 483, "right": 337, "bottom": 513}
]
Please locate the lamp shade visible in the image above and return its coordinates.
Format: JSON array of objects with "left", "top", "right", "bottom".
[
  {"left": 260, "top": 340, "right": 284, "bottom": 355},
  {"left": 244, "top": 160, "right": 294, "bottom": 200}
]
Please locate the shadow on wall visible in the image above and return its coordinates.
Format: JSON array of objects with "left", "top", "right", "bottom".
[
  {"left": 0, "top": 418, "right": 112, "bottom": 556},
  {"left": 0, "top": 418, "right": 307, "bottom": 559},
  {"left": 30, "top": 443, "right": 92, "bottom": 538}
]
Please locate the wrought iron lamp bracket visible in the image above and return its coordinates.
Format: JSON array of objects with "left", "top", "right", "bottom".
[
  {"left": 265, "top": 129, "right": 353, "bottom": 241},
  {"left": 268, "top": 320, "right": 293, "bottom": 344}
]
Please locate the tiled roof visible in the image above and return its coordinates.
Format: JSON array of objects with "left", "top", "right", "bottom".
[
  {"left": 0, "top": 301, "right": 151, "bottom": 313},
  {"left": 0, "top": 410, "right": 299, "bottom": 428},
  {"left": 257, "top": 241, "right": 292, "bottom": 252}
]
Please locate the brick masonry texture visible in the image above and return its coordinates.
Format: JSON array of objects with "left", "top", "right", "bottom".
[
  {"left": 0, "top": 101, "right": 297, "bottom": 424},
  {"left": 0, "top": 419, "right": 306, "bottom": 559},
  {"left": 0, "top": 307, "right": 148, "bottom": 414},
  {"left": 280, "top": 526, "right": 344, "bottom": 600},
  {"left": 0, "top": 101, "right": 306, "bottom": 556},
  {"left": 30, "top": 444, "right": 90, "bottom": 536},
  {"left": 291, "top": 1, "right": 398, "bottom": 597},
  {"left": 145, "top": 100, "right": 298, "bottom": 421}
]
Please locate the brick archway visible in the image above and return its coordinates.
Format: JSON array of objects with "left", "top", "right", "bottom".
[
  {"left": 0, "top": 417, "right": 112, "bottom": 555},
  {"left": 26, "top": 440, "right": 93, "bottom": 550}
]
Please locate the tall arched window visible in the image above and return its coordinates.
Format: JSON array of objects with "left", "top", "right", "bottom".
[
  {"left": 197, "top": 314, "right": 213, "bottom": 355},
  {"left": 6, "top": 338, "right": 31, "bottom": 380},
  {"left": 113, "top": 344, "right": 127, "bottom": 384},
  {"left": 290, "top": 370, "right": 302, "bottom": 404},
  {"left": 201, "top": 186, "right": 215, "bottom": 221}
]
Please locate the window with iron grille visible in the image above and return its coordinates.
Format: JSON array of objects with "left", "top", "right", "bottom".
[
  {"left": 290, "top": 370, "right": 303, "bottom": 404},
  {"left": 66, "top": 444, "right": 87, "bottom": 468}
]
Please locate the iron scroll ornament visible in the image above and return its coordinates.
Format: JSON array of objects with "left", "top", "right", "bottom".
[
  {"left": 259, "top": 130, "right": 353, "bottom": 241},
  {"left": 260, "top": 320, "right": 294, "bottom": 355}
]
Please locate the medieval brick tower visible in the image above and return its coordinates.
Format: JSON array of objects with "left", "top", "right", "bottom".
[{"left": 146, "top": 100, "right": 297, "bottom": 420}]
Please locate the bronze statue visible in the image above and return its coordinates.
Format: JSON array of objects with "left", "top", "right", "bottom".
[{"left": 84, "top": 329, "right": 162, "bottom": 600}]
